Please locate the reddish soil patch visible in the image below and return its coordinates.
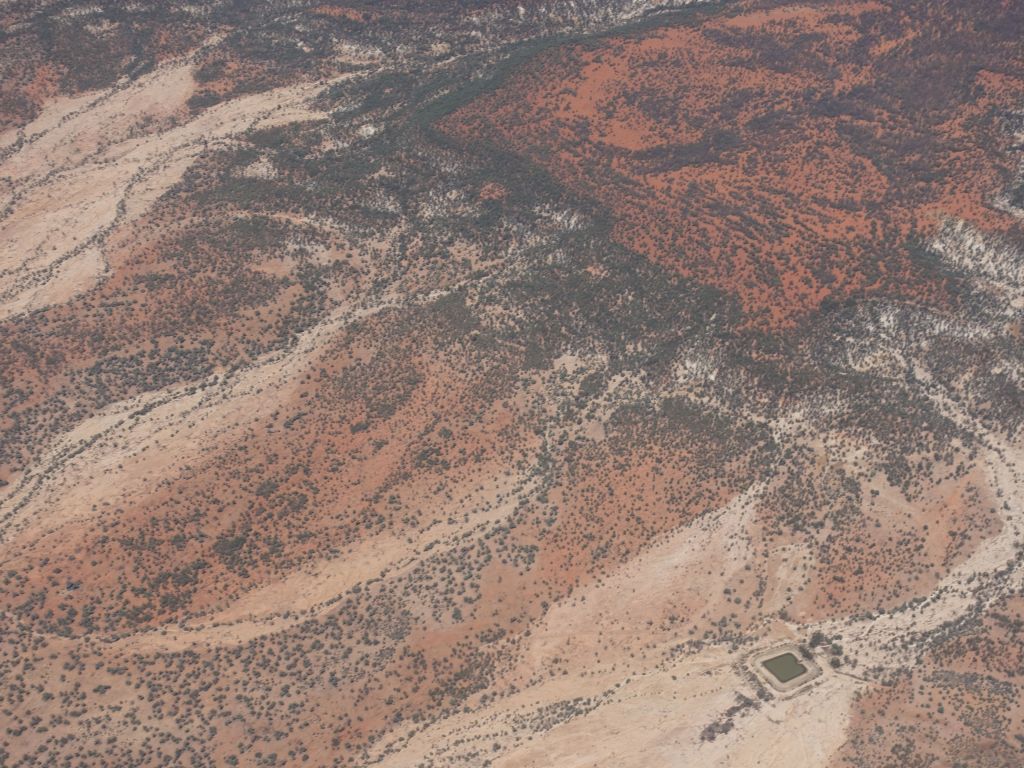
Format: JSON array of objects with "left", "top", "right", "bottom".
[
  {"left": 312, "top": 4, "right": 380, "bottom": 22},
  {"left": 834, "top": 593, "right": 1024, "bottom": 767},
  {"left": 442, "top": 0, "right": 1024, "bottom": 329}
]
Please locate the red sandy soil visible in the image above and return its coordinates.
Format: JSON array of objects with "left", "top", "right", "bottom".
[
  {"left": 2, "top": 2, "right": 1023, "bottom": 765},
  {"left": 443, "top": 0, "right": 1024, "bottom": 329},
  {"left": 833, "top": 593, "right": 1024, "bottom": 768}
]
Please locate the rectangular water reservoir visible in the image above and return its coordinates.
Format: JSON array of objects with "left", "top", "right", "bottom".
[{"left": 761, "top": 652, "right": 807, "bottom": 684}]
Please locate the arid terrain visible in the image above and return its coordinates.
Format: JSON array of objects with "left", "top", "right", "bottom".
[{"left": 1, "top": 1, "right": 1023, "bottom": 766}]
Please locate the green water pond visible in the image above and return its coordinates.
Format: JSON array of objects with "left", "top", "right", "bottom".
[{"left": 762, "top": 652, "right": 807, "bottom": 683}]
